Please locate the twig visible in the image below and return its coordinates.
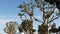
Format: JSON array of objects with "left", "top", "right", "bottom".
[
  {"left": 33, "top": 17, "right": 43, "bottom": 23},
  {"left": 48, "top": 16, "right": 59, "bottom": 23}
]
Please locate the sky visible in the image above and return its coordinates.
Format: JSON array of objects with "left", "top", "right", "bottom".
[
  {"left": 0, "top": 0, "right": 60, "bottom": 34},
  {"left": 0, "top": 0, "right": 21, "bottom": 34}
]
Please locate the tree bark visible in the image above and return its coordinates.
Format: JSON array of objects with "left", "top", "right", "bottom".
[
  {"left": 29, "top": 16, "right": 34, "bottom": 34},
  {"left": 8, "top": 24, "right": 15, "bottom": 34},
  {"left": 9, "top": 30, "right": 15, "bottom": 34},
  {"left": 39, "top": 22, "right": 49, "bottom": 34}
]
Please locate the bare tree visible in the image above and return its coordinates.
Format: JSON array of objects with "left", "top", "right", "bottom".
[
  {"left": 4, "top": 21, "right": 18, "bottom": 34},
  {"left": 34, "top": 0, "right": 60, "bottom": 34},
  {"left": 18, "top": 0, "right": 36, "bottom": 34},
  {"left": 18, "top": 0, "right": 60, "bottom": 34}
]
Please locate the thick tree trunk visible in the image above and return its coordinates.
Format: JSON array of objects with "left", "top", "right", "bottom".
[
  {"left": 8, "top": 29, "right": 15, "bottom": 34},
  {"left": 39, "top": 22, "right": 49, "bottom": 34},
  {"left": 42, "top": 10, "right": 49, "bottom": 34},
  {"left": 44, "top": 25, "right": 49, "bottom": 34},
  {"left": 40, "top": 27, "right": 49, "bottom": 34},
  {"left": 45, "top": 30, "right": 49, "bottom": 34},
  {"left": 9, "top": 31, "right": 15, "bottom": 34}
]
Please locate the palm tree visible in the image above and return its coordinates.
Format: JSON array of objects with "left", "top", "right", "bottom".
[{"left": 4, "top": 21, "right": 18, "bottom": 34}]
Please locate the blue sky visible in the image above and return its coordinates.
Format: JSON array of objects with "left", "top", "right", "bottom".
[
  {"left": 0, "top": 0, "right": 42, "bottom": 34},
  {"left": 0, "top": 0, "right": 20, "bottom": 16},
  {"left": 0, "top": 0, "right": 21, "bottom": 34},
  {"left": 0, "top": 0, "right": 60, "bottom": 34}
]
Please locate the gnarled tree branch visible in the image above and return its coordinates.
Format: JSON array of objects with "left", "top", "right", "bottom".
[
  {"left": 33, "top": 17, "right": 43, "bottom": 23},
  {"left": 48, "top": 16, "right": 59, "bottom": 23}
]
